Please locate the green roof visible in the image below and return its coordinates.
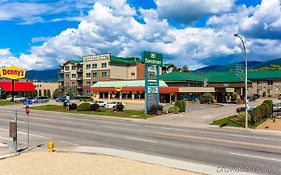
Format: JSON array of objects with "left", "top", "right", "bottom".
[
  {"left": 70, "top": 60, "right": 82, "bottom": 64},
  {"left": 248, "top": 70, "right": 281, "bottom": 79},
  {"left": 161, "top": 70, "right": 281, "bottom": 83},
  {"left": 160, "top": 72, "right": 205, "bottom": 82},
  {"left": 92, "top": 80, "right": 168, "bottom": 87},
  {"left": 110, "top": 56, "right": 141, "bottom": 64}
]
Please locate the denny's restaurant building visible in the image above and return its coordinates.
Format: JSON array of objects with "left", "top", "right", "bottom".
[{"left": 91, "top": 80, "right": 179, "bottom": 104}]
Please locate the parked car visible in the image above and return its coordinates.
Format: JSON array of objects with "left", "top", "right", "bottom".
[
  {"left": 7, "top": 96, "right": 26, "bottom": 102},
  {"left": 32, "top": 96, "right": 49, "bottom": 103},
  {"left": 56, "top": 96, "right": 66, "bottom": 102},
  {"left": 105, "top": 102, "right": 125, "bottom": 109},
  {"left": 95, "top": 100, "right": 107, "bottom": 107}
]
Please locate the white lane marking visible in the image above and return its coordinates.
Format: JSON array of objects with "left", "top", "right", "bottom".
[
  {"left": 229, "top": 152, "right": 281, "bottom": 162},
  {"left": 144, "top": 125, "right": 190, "bottom": 132},
  {"left": 0, "top": 143, "right": 7, "bottom": 147},
  {"left": 125, "top": 136, "right": 158, "bottom": 143},
  {"left": 0, "top": 128, "right": 49, "bottom": 139}
]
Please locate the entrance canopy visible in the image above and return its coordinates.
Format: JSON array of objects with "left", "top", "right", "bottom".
[{"left": 0, "top": 81, "right": 35, "bottom": 92}]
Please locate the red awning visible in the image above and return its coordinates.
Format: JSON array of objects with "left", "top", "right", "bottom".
[{"left": 0, "top": 81, "right": 35, "bottom": 92}]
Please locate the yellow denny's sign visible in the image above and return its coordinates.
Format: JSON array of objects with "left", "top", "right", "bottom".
[{"left": 0, "top": 66, "right": 26, "bottom": 80}]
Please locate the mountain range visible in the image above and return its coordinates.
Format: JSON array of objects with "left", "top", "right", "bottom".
[
  {"left": 194, "top": 58, "right": 281, "bottom": 73},
  {"left": 26, "top": 58, "right": 281, "bottom": 81}
]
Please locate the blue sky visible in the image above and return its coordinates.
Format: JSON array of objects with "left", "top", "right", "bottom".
[{"left": 0, "top": 0, "right": 280, "bottom": 70}]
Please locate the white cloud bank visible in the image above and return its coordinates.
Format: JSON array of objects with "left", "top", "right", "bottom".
[{"left": 0, "top": 0, "right": 281, "bottom": 70}]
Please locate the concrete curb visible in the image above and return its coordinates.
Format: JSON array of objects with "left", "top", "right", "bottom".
[
  {"left": 59, "top": 146, "right": 257, "bottom": 175},
  {"left": 209, "top": 125, "right": 281, "bottom": 135},
  {"left": 0, "top": 152, "right": 20, "bottom": 160}
]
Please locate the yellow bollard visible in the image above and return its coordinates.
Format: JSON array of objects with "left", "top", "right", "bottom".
[{"left": 48, "top": 140, "right": 54, "bottom": 152}]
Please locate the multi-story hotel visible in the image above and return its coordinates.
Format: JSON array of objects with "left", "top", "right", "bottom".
[{"left": 59, "top": 53, "right": 160, "bottom": 96}]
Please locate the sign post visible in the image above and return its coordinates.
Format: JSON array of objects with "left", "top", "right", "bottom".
[
  {"left": 143, "top": 51, "right": 163, "bottom": 114},
  {"left": 9, "top": 111, "right": 17, "bottom": 153},
  {"left": 23, "top": 98, "right": 32, "bottom": 150}
]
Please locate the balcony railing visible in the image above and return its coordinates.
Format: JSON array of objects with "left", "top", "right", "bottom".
[{"left": 77, "top": 68, "right": 83, "bottom": 72}]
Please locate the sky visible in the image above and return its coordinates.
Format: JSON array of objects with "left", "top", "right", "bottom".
[{"left": 0, "top": 0, "right": 281, "bottom": 70}]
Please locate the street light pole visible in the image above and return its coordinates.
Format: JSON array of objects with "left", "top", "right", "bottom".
[{"left": 234, "top": 34, "right": 248, "bottom": 129}]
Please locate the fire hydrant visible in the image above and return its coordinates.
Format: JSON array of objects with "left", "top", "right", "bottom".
[{"left": 48, "top": 140, "right": 54, "bottom": 152}]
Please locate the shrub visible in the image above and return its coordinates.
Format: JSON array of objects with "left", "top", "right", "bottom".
[
  {"left": 168, "top": 106, "right": 180, "bottom": 114},
  {"left": 236, "top": 107, "right": 246, "bottom": 113},
  {"left": 90, "top": 103, "right": 100, "bottom": 112},
  {"left": 251, "top": 107, "right": 260, "bottom": 123},
  {"left": 201, "top": 93, "right": 214, "bottom": 104},
  {"left": 181, "top": 100, "right": 187, "bottom": 112},
  {"left": 157, "top": 105, "right": 164, "bottom": 112},
  {"left": 149, "top": 105, "right": 158, "bottom": 115},
  {"left": 69, "top": 103, "right": 78, "bottom": 110},
  {"left": 98, "top": 107, "right": 106, "bottom": 112},
  {"left": 77, "top": 103, "right": 91, "bottom": 111},
  {"left": 231, "top": 93, "right": 237, "bottom": 101},
  {"left": 116, "top": 104, "right": 124, "bottom": 112},
  {"left": 53, "top": 89, "right": 64, "bottom": 99},
  {"left": 175, "top": 101, "right": 183, "bottom": 112},
  {"left": 263, "top": 100, "right": 273, "bottom": 115}
]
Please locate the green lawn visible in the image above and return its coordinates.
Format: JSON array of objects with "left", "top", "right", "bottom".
[
  {"left": 31, "top": 105, "right": 150, "bottom": 119},
  {"left": 211, "top": 115, "right": 266, "bottom": 129},
  {"left": 0, "top": 100, "right": 20, "bottom": 106}
]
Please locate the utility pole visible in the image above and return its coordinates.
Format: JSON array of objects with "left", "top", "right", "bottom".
[{"left": 234, "top": 34, "right": 248, "bottom": 129}]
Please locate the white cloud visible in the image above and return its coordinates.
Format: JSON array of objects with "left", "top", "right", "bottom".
[
  {"left": 154, "top": 0, "right": 235, "bottom": 24},
  {"left": 239, "top": 0, "right": 281, "bottom": 39},
  {"left": 0, "top": 48, "right": 28, "bottom": 69},
  {"left": 0, "top": 0, "right": 281, "bottom": 70}
]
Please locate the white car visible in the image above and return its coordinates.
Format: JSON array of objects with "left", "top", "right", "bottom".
[
  {"left": 7, "top": 96, "right": 26, "bottom": 102},
  {"left": 95, "top": 101, "right": 107, "bottom": 107},
  {"left": 105, "top": 102, "right": 125, "bottom": 108}
]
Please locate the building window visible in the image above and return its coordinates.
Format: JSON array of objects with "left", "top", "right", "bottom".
[
  {"left": 267, "top": 80, "right": 273, "bottom": 85},
  {"left": 71, "top": 74, "right": 76, "bottom": 78},
  {"left": 71, "top": 82, "right": 75, "bottom": 86},
  {"left": 131, "top": 72, "right": 136, "bottom": 76},
  {"left": 102, "top": 72, "right": 107, "bottom": 77},
  {"left": 65, "top": 66, "right": 69, "bottom": 71},
  {"left": 257, "top": 81, "right": 262, "bottom": 85},
  {"left": 86, "top": 64, "right": 91, "bottom": 69},
  {"left": 66, "top": 82, "right": 69, "bottom": 86},
  {"left": 92, "top": 72, "right": 97, "bottom": 77},
  {"left": 86, "top": 81, "right": 91, "bottom": 86},
  {"left": 86, "top": 73, "right": 91, "bottom": 78},
  {"left": 149, "top": 73, "right": 155, "bottom": 78},
  {"left": 92, "top": 64, "right": 97, "bottom": 69},
  {"left": 267, "top": 89, "right": 272, "bottom": 94},
  {"left": 65, "top": 74, "right": 70, "bottom": 78},
  {"left": 86, "top": 90, "right": 91, "bottom": 95},
  {"left": 93, "top": 81, "right": 97, "bottom": 85},
  {"left": 101, "top": 63, "right": 107, "bottom": 68},
  {"left": 71, "top": 66, "right": 76, "bottom": 70}
]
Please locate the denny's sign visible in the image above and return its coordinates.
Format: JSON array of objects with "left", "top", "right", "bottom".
[{"left": 0, "top": 66, "right": 26, "bottom": 80}]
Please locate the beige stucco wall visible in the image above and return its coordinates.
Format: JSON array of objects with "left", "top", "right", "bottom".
[
  {"left": 34, "top": 82, "right": 59, "bottom": 96},
  {"left": 179, "top": 87, "right": 215, "bottom": 93},
  {"left": 249, "top": 79, "right": 281, "bottom": 97}
]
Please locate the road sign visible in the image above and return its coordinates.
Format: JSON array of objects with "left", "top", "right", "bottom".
[
  {"left": 23, "top": 98, "right": 33, "bottom": 106},
  {"left": 25, "top": 106, "right": 30, "bottom": 115},
  {"left": 143, "top": 51, "right": 163, "bottom": 66}
]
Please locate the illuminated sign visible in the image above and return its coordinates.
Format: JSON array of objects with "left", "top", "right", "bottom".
[
  {"left": 0, "top": 66, "right": 26, "bottom": 80},
  {"left": 83, "top": 54, "right": 111, "bottom": 62},
  {"left": 115, "top": 87, "right": 122, "bottom": 92}
]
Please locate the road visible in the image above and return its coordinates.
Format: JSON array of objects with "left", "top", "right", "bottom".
[{"left": 0, "top": 105, "right": 281, "bottom": 175}]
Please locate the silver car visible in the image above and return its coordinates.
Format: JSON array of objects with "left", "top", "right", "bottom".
[{"left": 32, "top": 96, "right": 49, "bottom": 103}]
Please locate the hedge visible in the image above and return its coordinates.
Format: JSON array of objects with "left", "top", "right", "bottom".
[
  {"left": 168, "top": 106, "right": 180, "bottom": 114},
  {"left": 250, "top": 100, "right": 273, "bottom": 123},
  {"left": 175, "top": 101, "right": 183, "bottom": 112},
  {"left": 77, "top": 103, "right": 91, "bottom": 111}
]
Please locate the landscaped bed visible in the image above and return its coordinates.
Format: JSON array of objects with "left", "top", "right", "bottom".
[
  {"left": 0, "top": 100, "right": 20, "bottom": 106},
  {"left": 211, "top": 115, "right": 266, "bottom": 129},
  {"left": 31, "top": 105, "right": 150, "bottom": 119}
]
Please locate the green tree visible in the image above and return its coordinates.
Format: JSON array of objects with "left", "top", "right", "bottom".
[
  {"left": 52, "top": 88, "right": 64, "bottom": 99},
  {"left": 182, "top": 65, "right": 189, "bottom": 72},
  {"left": 201, "top": 93, "right": 214, "bottom": 104}
]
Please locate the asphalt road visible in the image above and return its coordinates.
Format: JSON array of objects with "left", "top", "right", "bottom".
[{"left": 1, "top": 105, "right": 281, "bottom": 175}]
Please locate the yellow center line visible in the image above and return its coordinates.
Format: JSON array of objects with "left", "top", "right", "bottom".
[{"left": 158, "top": 132, "right": 281, "bottom": 150}]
